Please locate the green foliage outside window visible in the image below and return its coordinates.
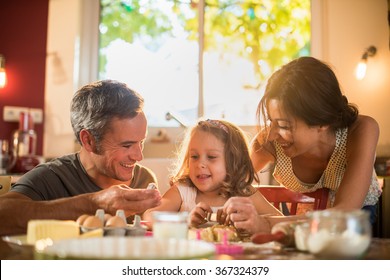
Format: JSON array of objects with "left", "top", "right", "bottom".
[{"left": 99, "top": 0, "right": 310, "bottom": 82}]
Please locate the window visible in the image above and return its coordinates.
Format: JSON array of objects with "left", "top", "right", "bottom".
[{"left": 98, "top": 0, "right": 311, "bottom": 127}]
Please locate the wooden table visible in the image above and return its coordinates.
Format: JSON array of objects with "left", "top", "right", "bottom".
[
  {"left": 216, "top": 238, "right": 390, "bottom": 260},
  {"left": 1, "top": 237, "right": 389, "bottom": 260}
]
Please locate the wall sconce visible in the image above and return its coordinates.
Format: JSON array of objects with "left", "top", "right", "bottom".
[
  {"left": 0, "top": 54, "right": 6, "bottom": 88},
  {"left": 355, "top": 46, "right": 377, "bottom": 80}
]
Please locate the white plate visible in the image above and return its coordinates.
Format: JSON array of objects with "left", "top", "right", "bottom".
[
  {"left": 2, "top": 235, "right": 33, "bottom": 248},
  {"left": 35, "top": 237, "right": 216, "bottom": 260}
]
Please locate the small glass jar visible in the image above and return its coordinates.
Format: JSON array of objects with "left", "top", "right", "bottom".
[
  {"left": 0, "top": 139, "right": 11, "bottom": 174},
  {"left": 306, "top": 210, "right": 371, "bottom": 259},
  {"left": 152, "top": 211, "right": 189, "bottom": 239},
  {"left": 294, "top": 220, "right": 311, "bottom": 251}
]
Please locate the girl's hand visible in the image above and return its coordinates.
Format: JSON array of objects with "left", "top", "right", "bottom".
[
  {"left": 188, "top": 202, "right": 212, "bottom": 228},
  {"left": 223, "top": 197, "right": 272, "bottom": 235}
]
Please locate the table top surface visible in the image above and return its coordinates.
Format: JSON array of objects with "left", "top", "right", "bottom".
[{"left": 1, "top": 237, "right": 389, "bottom": 260}]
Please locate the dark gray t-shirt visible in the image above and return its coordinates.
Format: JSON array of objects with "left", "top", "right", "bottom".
[{"left": 10, "top": 153, "right": 157, "bottom": 201}]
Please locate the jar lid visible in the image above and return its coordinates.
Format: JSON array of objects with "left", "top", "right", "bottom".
[
  {"left": 152, "top": 211, "right": 188, "bottom": 222},
  {"left": 309, "top": 209, "right": 369, "bottom": 219}
]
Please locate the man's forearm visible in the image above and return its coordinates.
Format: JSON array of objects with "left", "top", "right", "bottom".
[{"left": 0, "top": 193, "right": 95, "bottom": 236}]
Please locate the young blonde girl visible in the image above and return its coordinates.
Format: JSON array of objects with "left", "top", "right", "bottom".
[{"left": 143, "top": 119, "right": 282, "bottom": 228}]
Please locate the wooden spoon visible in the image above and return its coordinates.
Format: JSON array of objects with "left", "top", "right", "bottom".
[{"left": 251, "top": 231, "right": 286, "bottom": 244}]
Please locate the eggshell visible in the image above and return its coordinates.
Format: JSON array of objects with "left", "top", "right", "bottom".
[
  {"left": 104, "top": 214, "right": 113, "bottom": 223},
  {"left": 105, "top": 216, "right": 127, "bottom": 228},
  {"left": 76, "top": 214, "right": 90, "bottom": 226},
  {"left": 83, "top": 215, "right": 104, "bottom": 228}
]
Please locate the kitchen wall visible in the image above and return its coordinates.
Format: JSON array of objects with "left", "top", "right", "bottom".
[
  {"left": 1, "top": 0, "right": 390, "bottom": 160},
  {"left": 322, "top": 0, "right": 390, "bottom": 156},
  {"left": 0, "top": 0, "right": 49, "bottom": 156}
]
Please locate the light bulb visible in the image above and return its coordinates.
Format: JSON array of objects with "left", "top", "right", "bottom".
[
  {"left": 0, "top": 54, "right": 6, "bottom": 88},
  {"left": 0, "top": 68, "right": 6, "bottom": 88},
  {"left": 355, "top": 46, "right": 377, "bottom": 80},
  {"left": 355, "top": 61, "right": 367, "bottom": 80}
]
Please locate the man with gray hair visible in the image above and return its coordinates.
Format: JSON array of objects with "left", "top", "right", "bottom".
[{"left": 0, "top": 80, "right": 161, "bottom": 236}]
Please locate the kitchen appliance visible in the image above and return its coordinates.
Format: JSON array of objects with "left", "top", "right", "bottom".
[
  {"left": 0, "top": 139, "right": 11, "bottom": 174},
  {"left": 10, "top": 112, "right": 40, "bottom": 173}
]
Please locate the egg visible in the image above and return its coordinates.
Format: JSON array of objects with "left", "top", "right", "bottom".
[
  {"left": 105, "top": 216, "right": 127, "bottom": 228},
  {"left": 104, "top": 213, "right": 113, "bottom": 223},
  {"left": 82, "top": 215, "right": 104, "bottom": 228},
  {"left": 76, "top": 214, "right": 90, "bottom": 226}
]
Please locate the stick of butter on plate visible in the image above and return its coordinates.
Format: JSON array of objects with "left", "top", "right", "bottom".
[{"left": 27, "top": 219, "right": 80, "bottom": 244}]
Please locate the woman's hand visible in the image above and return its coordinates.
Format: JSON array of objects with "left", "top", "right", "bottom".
[
  {"left": 223, "top": 197, "right": 272, "bottom": 235},
  {"left": 188, "top": 202, "right": 213, "bottom": 228}
]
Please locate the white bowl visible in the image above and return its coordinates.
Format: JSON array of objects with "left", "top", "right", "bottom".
[
  {"left": 35, "top": 237, "right": 215, "bottom": 260},
  {"left": 306, "top": 210, "right": 371, "bottom": 259}
]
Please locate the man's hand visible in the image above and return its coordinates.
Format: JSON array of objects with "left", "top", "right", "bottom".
[{"left": 91, "top": 185, "right": 161, "bottom": 217}]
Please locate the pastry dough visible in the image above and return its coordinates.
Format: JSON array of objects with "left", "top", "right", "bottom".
[{"left": 189, "top": 224, "right": 240, "bottom": 242}]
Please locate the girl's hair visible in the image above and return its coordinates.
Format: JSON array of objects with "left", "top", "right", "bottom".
[
  {"left": 170, "top": 119, "right": 258, "bottom": 198},
  {"left": 257, "top": 56, "right": 358, "bottom": 137}
]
